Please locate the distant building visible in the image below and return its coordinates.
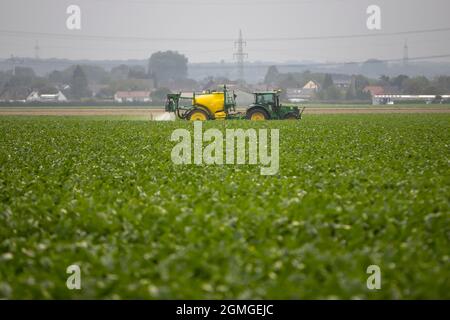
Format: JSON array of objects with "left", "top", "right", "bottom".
[
  {"left": 26, "top": 91, "right": 67, "bottom": 102},
  {"left": 372, "top": 94, "right": 450, "bottom": 105},
  {"left": 333, "top": 77, "right": 352, "bottom": 89},
  {"left": 114, "top": 91, "right": 152, "bottom": 103},
  {"left": 333, "top": 79, "right": 352, "bottom": 89},
  {"left": 363, "top": 86, "right": 385, "bottom": 96},
  {"left": 303, "top": 80, "right": 320, "bottom": 90},
  {"left": 286, "top": 80, "right": 320, "bottom": 102}
]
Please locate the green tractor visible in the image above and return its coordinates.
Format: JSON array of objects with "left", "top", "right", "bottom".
[{"left": 246, "top": 91, "right": 304, "bottom": 120}]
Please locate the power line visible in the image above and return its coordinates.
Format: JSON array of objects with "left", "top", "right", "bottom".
[
  {"left": 1, "top": 26, "right": 450, "bottom": 43},
  {"left": 190, "top": 53, "right": 450, "bottom": 69},
  {"left": 1, "top": 53, "right": 449, "bottom": 72},
  {"left": 249, "top": 27, "right": 450, "bottom": 42},
  {"left": 2, "top": 35, "right": 447, "bottom": 60}
]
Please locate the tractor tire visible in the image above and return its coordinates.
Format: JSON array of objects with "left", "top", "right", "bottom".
[
  {"left": 283, "top": 113, "right": 299, "bottom": 120},
  {"left": 246, "top": 108, "right": 269, "bottom": 121},
  {"left": 187, "top": 109, "right": 210, "bottom": 121}
]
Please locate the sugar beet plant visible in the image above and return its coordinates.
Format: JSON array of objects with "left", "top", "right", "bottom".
[{"left": 0, "top": 114, "right": 448, "bottom": 299}]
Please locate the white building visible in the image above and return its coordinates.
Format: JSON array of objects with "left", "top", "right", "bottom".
[
  {"left": 26, "top": 91, "right": 67, "bottom": 102},
  {"left": 372, "top": 94, "right": 450, "bottom": 105},
  {"left": 114, "top": 91, "right": 152, "bottom": 103}
]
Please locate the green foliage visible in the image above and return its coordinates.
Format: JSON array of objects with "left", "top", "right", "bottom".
[
  {"left": 402, "top": 76, "right": 430, "bottom": 94},
  {"left": 151, "top": 87, "right": 172, "bottom": 103},
  {"left": 321, "top": 74, "right": 334, "bottom": 90},
  {"left": 70, "top": 65, "right": 91, "bottom": 99},
  {"left": 107, "top": 79, "right": 153, "bottom": 92},
  {"left": 110, "top": 65, "right": 130, "bottom": 81},
  {"left": 278, "top": 74, "right": 299, "bottom": 90},
  {"left": 4, "top": 67, "right": 36, "bottom": 88},
  {"left": 264, "top": 66, "right": 280, "bottom": 85},
  {"left": 148, "top": 51, "right": 188, "bottom": 83},
  {"left": 375, "top": 75, "right": 450, "bottom": 95},
  {"left": 346, "top": 76, "right": 371, "bottom": 101},
  {"left": 0, "top": 115, "right": 449, "bottom": 299},
  {"left": 317, "top": 85, "right": 342, "bottom": 101},
  {"left": 127, "top": 66, "right": 148, "bottom": 80},
  {"left": 31, "top": 77, "right": 58, "bottom": 94}
]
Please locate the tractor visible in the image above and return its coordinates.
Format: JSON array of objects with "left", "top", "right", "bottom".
[
  {"left": 246, "top": 91, "right": 303, "bottom": 120},
  {"left": 165, "top": 86, "right": 304, "bottom": 121}
]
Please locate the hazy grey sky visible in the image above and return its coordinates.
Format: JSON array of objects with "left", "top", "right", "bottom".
[{"left": 1, "top": 0, "right": 450, "bottom": 63}]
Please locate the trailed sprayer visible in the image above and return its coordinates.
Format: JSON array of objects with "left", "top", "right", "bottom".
[{"left": 165, "top": 86, "right": 305, "bottom": 121}]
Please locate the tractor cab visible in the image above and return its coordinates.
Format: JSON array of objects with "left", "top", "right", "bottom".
[
  {"left": 246, "top": 91, "right": 302, "bottom": 120},
  {"left": 254, "top": 92, "right": 280, "bottom": 111}
]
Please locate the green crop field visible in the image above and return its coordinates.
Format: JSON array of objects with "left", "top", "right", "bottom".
[{"left": 0, "top": 114, "right": 449, "bottom": 299}]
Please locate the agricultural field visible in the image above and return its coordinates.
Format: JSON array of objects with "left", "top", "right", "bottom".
[{"left": 0, "top": 114, "right": 449, "bottom": 299}]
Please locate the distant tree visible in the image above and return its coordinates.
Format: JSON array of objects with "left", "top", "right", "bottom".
[
  {"left": 403, "top": 76, "right": 430, "bottom": 94},
  {"left": 61, "top": 65, "right": 108, "bottom": 85},
  {"left": 433, "top": 76, "right": 450, "bottom": 93},
  {"left": 128, "top": 66, "right": 147, "bottom": 79},
  {"left": 6, "top": 67, "right": 36, "bottom": 88},
  {"left": 148, "top": 51, "right": 188, "bottom": 84},
  {"left": 151, "top": 87, "right": 171, "bottom": 103},
  {"left": 361, "top": 59, "right": 388, "bottom": 78},
  {"left": 354, "top": 75, "right": 369, "bottom": 90},
  {"left": 48, "top": 70, "right": 66, "bottom": 84},
  {"left": 82, "top": 65, "right": 108, "bottom": 83},
  {"left": 390, "top": 75, "right": 409, "bottom": 90},
  {"left": 378, "top": 75, "right": 390, "bottom": 85},
  {"left": 31, "top": 77, "right": 57, "bottom": 93},
  {"left": 423, "top": 85, "right": 439, "bottom": 95},
  {"left": 264, "top": 65, "right": 280, "bottom": 85},
  {"left": 278, "top": 73, "right": 298, "bottom": 89},
  {"left": 0, "top": 71, "right": 9, "bottom": 92},
  {"left": 110, "top": 65, "right": 130, "bottom": 81},
  {"left": 324, "top": 85, "right": 341, "bottom": 100},
  {"left": 107, "top": 78, "right": 153, "bottom": 92},
  {"left": 14, "top": 67, "right": 36, "bottom": 80},
  {"left": 70, "top": 65, "right": 90, "bottom": 99},
  {"left": 346, "top": 75, "right": 371, "bottom": 100},
  {"left": 321, "top": 74, "right": 334, "bottom": 90},
  {"left": 345, "top": 76, "right": 357, "bottom": 100}
]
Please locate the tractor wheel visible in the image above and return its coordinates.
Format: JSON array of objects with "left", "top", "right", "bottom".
[
  {"left": 188, "top": 109, "right": 209, "bottom": 121},
  {"left": 247, "top": 108, "right": 269, "bottom": 121},
  {"left": 283, "top": 113, "right": 299, "bottom": 120}
]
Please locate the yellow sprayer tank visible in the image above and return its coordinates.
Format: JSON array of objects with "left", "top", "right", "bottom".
[{"left": 193, "top": 92, "right": 225, "bottom": 116}]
